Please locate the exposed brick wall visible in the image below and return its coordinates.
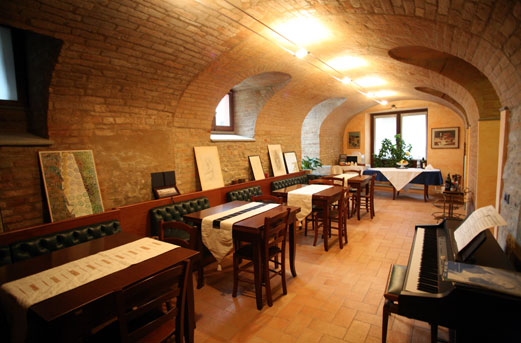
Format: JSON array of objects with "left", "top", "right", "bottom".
[{"left": 0, "top": 0, "right": 520, "bottom": 238}]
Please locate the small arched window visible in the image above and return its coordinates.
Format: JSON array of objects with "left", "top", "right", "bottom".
[{"left": 212, "top": 91, "right": 234, "bottom": 132}]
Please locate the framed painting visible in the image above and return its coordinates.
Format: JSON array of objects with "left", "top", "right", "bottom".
[
  {"left": 268, "top": 144, "right": 287, "bottom": 177},
  {"left": 248, "top": 155, "right": 265, "bottom": 180},
  {"left": 348, "top": 131, "right": 360, "bottom": 149},
  {"left": 283, "top": 151, "right": 299, "bottom": 173},
  {"left": 432, "top": 127, "right": 459, "bottom": 149},
  {"left": 39, "top": 150, "right": 104, "bottom": 222},
  {"left": 194, "top": 146, "right": 225, "bottom": 190}
]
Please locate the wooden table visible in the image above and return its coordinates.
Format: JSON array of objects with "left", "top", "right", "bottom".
[
  {"left": 272, "top": 184, "right": 343, "bottom": 251},
  {"left": 363, "top": 168, "right": 443, "bottom": 201},
  {"left": 0, "top": 232, "right": 198, "bottom": 343},
  {"left": 183, "top": 201, "right": 299, "bottom": 309}
]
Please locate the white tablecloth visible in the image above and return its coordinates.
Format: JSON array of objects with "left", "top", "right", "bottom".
[
  {"left": 334, "top": 172, "right": 359, "bottom": 184},
  {"left": 201, "top": 202, "right": 280, "bottom": 263},
  {"left": 371, "top": 168, "right": 423, "bottom": 191},
  {"left": 287, "top": 185, "right": 332, "bottom": 222}
]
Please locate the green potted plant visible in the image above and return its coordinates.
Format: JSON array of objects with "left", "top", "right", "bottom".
[
  {"left": 301, "top": 156, "right": 323, "bottom": 171},
  {"left": 373, "top": 134, "right": 412, "bottom": 167}
]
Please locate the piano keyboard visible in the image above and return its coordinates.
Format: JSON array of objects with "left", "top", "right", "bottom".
[{"left": 404, "top": 227, "right": 439, "bottom": 294}]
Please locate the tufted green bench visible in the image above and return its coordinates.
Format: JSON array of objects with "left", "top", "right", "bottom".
[
  {"left": 149, "top": 196, "right": 210, "bottom": 241},
  {"left": 149, "top": 196, "right": 209, "bottom": 288},
  {"left": 2, "top": 220, "right": 121, "bottom": 265},
  {"left": 270, "top": 174, "right": 324, "bottom": 191},
  {"left": 226, "top": 186, "right": 262, "bottom": 202}
]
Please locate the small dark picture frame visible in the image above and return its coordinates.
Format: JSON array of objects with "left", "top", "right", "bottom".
[{"left": 153, "top": 185, "right": 180, "bottom": 199}]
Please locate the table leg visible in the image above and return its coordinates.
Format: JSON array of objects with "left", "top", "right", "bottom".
[
  {"left": 357, "top": 186, "right": 361, "bottom": 220},
  {"left": 323, "top": 203, "right": 329, "bottom": 251},
  {"left": 424, "top": 185, "right": 429, "bottom": 202},
  {"left": 185, "top": 262, "right": 195, "bottom": 343},
  {"left": 392, "top": 186, "right": 396, "bottom": 200},
  {"left": 253, "top": 242, "right": 263, "bottom": 310},
  {"left": 289, "top": 217, "right": 297, "bottom": 277}
]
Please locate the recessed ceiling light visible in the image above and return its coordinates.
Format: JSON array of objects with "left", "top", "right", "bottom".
[
  {"left": 328, "top": 56, "right": 367, "bottom": 71},
  {"left": 355, "top": 76, "right": 386, "bottom": 88},
  {"left": 274, "top": 17, "right": 330, "bottom": 45}
]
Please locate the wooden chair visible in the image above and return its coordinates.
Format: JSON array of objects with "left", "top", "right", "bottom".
[
  {"left": 383, "top": 264, "right": 438, "bottom": 343},
  {"left": 251, "top": 194, "right": 283, "bottom": 204},
  {"left": 159, "top": 220, "right": 203, "bottom": 290},
  {"left": 358, "top": 173, "right": 376, "bottom": 219},
  {"left": 340, "top": 169, "right": 360, "bottom": 218},
  {"left": 232, "top": 208, "right": 291, "bottom": 308},
  {"left": 116, "top": 260, "right": 191, "bottom": 343}
]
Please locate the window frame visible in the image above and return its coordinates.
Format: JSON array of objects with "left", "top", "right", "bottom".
[
  {"left": 211, "top": 90, "right": 234, "bottom": 132},
  {"left": 370, "top": 108, "right": 428, "bottom": 165},
  {"left": 0, "top": 26, "right": 27, "bottom": 107}
]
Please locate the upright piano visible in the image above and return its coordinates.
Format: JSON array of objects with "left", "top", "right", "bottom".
[{"left": 399, "top": 219, "right": 521, "bottom": 342}]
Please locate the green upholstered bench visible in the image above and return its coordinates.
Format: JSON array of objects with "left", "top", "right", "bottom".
[
  {"left": 226, "top": 186, "right": 262, "bottom": 202},
  {"left": 149, "top": 196, "right": 210, "bottom": 289},
  {"left": 270, "top": 174, "right": 324, "bottom": 191},
  {"left": 2, "top": 220, "right": 121, "bottom": 266},
  {"left": 149, "top": 196, "right": 210, "bottom": 241}
]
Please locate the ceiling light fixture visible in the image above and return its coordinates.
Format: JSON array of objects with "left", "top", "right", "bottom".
[
  {"left": 214, "top": 0, "right": 390, "bottom": 105},
  {"left": 295, "top": 48, "right": 309, "bottom": 59}
]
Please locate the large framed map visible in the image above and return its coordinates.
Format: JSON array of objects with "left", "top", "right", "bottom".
[{"left": 39, "top": 150, "right": 104, "bottom": 222}]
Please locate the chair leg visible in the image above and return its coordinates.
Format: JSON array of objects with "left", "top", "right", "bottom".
[
  {"left": 382, "top": 299, "right": 391, "bottom": 343},
  {"left": 281, "top": 249, "right": 287, "bottom": 295},
  {"left": 430, "top": 323, "right": 438, "bottom": 343},
  {"left": 265, "top": 255, "right": 273, "bottom": 307},
  {"left": 232, "top": 254, "right": 239, "bottom": 297}
]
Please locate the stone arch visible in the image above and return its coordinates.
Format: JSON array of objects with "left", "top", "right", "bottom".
[
  {"left": 301, "top": 97, "right": 346, "bottom": 159},
  {"left": 232, "top": 72, "right": 291, "bottom": 138},
  {"left": 389, "top": 46, "right": 501, "bottom": 120}
]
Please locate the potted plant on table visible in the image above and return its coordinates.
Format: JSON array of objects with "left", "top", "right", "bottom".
[
  {"left": 373, "top": 134, "right": 412, "bottom": 167},
  {"left": 301, "top": 156, "right": 323, "bottom": 171}
]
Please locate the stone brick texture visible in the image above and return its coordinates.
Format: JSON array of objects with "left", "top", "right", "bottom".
[{"left": 0, "top": 0, "right": 519, "bottom": 255}]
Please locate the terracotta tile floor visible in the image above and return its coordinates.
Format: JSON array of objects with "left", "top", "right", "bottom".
[{"left": 193, "top": 190, "right": 457, "bottom": 343}]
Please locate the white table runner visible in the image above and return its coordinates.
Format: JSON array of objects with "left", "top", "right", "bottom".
[
  {"left": 0, "top": 238, "right": 178, "bottom": 343},
  {"left": 287, "top": 185, "right": 332, "bottom": 222},
  {"left": 335, "top": 172, "right": 359, "bottom": 183},
  {"left": 1, "top": 237, "right": 178, "bottom": 310},
  {"left": 201, "top": 202, "right": 280, "bottom": 264}
]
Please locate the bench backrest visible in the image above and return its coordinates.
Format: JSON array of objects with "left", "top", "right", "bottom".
[
  {"left": 225, "top": 186, "right": 262, "bottom": 202},
  {"left": 270, "top": 175, "right": 310, "bottom": 191},
  {"left": 1, "top": 220, "right": 121, "bottom": 265},
  {"left": 149, "top": 196, "right": 210, "bottom": 236}
]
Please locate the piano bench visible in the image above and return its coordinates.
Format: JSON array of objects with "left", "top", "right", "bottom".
[
  {"left": 382, "top": 264, "right": 439, "bottom": 343},
  {"left": 382, "top": 264, "right": 407, "bottom": 343}
]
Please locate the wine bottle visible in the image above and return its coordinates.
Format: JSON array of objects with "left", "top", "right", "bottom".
[{"left": 445, "top": 173, "right": 452, "bottom": 191}]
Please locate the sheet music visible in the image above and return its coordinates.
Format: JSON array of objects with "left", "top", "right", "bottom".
[{"left": 454, "top": 205, "right": 506, "bottom": 252}]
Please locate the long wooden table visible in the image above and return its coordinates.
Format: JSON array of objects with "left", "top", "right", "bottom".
[
  {"left": 0, "top": 232, "right": 198, "bottom": 343},
  {"left": 272, "top": 184, "right": 343, "bottom": 251},
  {"left": 183, "top": 201, "right": 300, "bottom": 309}
]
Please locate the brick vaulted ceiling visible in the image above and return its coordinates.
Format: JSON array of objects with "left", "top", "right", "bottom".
[{"left": 2, "top": 0, "right": 519, "bottom": 126}]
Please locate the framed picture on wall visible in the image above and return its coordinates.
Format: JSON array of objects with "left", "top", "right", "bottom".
[
  {"left": 432, "top": 127, "right": 459, "bottom": 149},
  {"left": 194, "top": 146, "right": 225, "bottom": 190},
  {"left": 283, "top": 151, "right": 299, "bottom": 173},
  {"left": 248, "top": 155, "right": 265, "bottom": 180},
  {"left": 348, "top": 131, "right": 360, "bottom": 149}
]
